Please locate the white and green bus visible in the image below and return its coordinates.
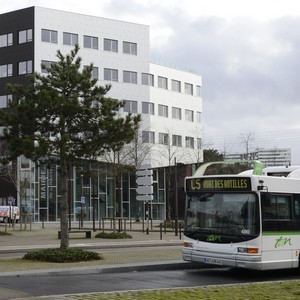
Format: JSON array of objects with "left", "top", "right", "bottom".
[{"left": 182, "top": 161, "right": 300, "bottom": 270}]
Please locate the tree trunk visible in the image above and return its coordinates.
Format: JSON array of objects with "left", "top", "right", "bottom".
[{"left": 60, "top": 159, "right": 69, "bottom": 248}]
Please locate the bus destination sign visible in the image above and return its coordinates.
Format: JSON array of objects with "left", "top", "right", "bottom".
[{"left": 186, "top": 177, "right": 252, "bottom": 192}]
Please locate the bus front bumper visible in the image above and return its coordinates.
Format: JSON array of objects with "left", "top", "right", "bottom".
[{"left": 182, "top": 247, "right": 263, "bottom": 270}]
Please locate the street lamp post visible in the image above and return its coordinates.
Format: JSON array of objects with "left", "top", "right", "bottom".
[
  {"left": 80, "top": 173, "right": 84, "bottom": 228},
  {"left": 174, "top": 157, "right": 178, "bottom": 236},
  {"left": 92, "top": 175, "right": 96, "bottom": 231}
]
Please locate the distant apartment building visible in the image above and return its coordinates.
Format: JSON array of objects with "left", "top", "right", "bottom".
[
  {"left": 0, "top": 7, "right": 203, "bottom": 221},
  {"left": 225, "top": 148, "right": 291, "bottom": 167}
]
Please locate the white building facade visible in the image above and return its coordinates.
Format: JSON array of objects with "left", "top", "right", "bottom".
[
  {"left": 0, "top": 7, "right": 202, "bottom": 221},
  {"left": 225, "top": 148, "right": 291, "bottom": 167}
]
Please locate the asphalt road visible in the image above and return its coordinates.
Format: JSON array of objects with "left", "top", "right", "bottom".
[{"left": 1, "top": 266, "right": 299, "bottom": 299}]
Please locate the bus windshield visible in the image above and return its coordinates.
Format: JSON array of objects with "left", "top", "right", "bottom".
[{"left": 185, "top": 192, "right": 260, "bottom": 243}]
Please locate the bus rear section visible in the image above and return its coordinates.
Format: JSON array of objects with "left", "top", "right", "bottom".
[{"left": 182, "top": 166, "right": 300, "bottom": 270}]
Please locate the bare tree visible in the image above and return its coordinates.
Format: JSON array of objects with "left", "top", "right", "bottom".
[
  {"left": 101, "top": 126, "right": 153, "bottom": 222},
  {"left": 240, "top": 132, "right": 255, "bottom": 159},
  {"left": 0, "top": 142, "right": 31, "bottom": 208},
  {"left": 154, "top": 129, "right": 185, "bottom": 220}
]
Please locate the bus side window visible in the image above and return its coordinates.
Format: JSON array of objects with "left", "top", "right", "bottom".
[
  {"left": 294, "top": 197, "right": 300, "bottom": 219},
  {"left": 292, "top": 196, "right": 300, "bottom": 231},
  {"left": 261, "top": 193, "right": 274, "bottom": 219},
  {"left": 262, "top": 193, "right": 293, "bottom": 231}
]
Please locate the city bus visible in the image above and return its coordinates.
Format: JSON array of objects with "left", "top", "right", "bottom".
[{"left": 182, "top": 161, "right": 300, "bottom": 270}]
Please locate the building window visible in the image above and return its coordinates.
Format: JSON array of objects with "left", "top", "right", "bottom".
[
  {"left": 196, "top": 85, "right": 201, "bottom": 97},
  {"left": 185, "top": 82, "right": 193, "bottom": 95},
  {"left": 172, "top": 135, "right": 182, "bottom": 147},
  {"left": 123, "top": 41, "right": 137, "bottom": 55},
  {"left": 158, "top": 104, "right": 168, "bottom": 117},
  {"left": 142, "top": 102, "right": 154, "bottom": 115},
  {"left": 123, "top": 100, "right": 137, "bottom": 113},
  {"left": 19, "top": 29, "right": 32, "bottom": 44},
  {"left": 63, "top": 32, "right": 78, "bottom": 46},
  {"left": 41, "top": 29, "right": 57, "bottom": 43},
  {"left": 185, "top": 109, "right": 194, "bottom": 122},
  {"left": 84, "top": 35, "right": 98, "bottom": 49},
  {"left": 104, "top": 68, "right": 118, "bottom": 81},
  {"left": 84, "top": 65, "right": 98, "bottom": 79},
  {"left": 142, "top": 73, "right": 154, "bottom": 86},
  {"left": 159, "top": 133, "right": 169, "bottom": 145},
  {"left": 197, "top": 112, "right": 201, "bottom": 123},
  {"left": 142, "top": 131, "right": 155, "bottom": 143},
  {"left": 172, "top": 107, "right": 181, "bottom": 120},
  {"left": 92, "top": 67, "right": 98, "bottom": 79},
  {"left": 18, "top": 60, "right": 32, "bottom": 75},
  {"left": 185, "top": 136, "right": 194, "bottom": 148},
  {"left": 0, "top": 64, "right": 13, "bottom": 78},
  {"left": 171, "top": 80, "right": 181, "bottom": 92},
  {"left": 123, "top": 71, "right": 137, "bottom": 84},
  {"left": 197, "top": 138, "right": 202, "bottom": 149},
  {"left": 41, "top": 60, "right": 56, "bottom": 73},
  {"left": 158, "top": 76, "right": 168, "bottom": 89},
  {"left": 0, "top": 33, "right": 13, "bottom": 48},
  {"left": 104, "top": 38, "right": 118, "bottom": 52},
  {"left": 0, "top": 94, "right": 12, "bottom": 108}
]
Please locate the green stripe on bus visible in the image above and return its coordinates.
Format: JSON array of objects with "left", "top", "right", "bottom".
[{"left": 262, "top": 232, "right": 300, "bottom": 236}]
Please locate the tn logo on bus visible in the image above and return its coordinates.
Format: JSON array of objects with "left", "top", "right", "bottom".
[{"left": 275, "top": 236, "right": 292, "bottom": 248}]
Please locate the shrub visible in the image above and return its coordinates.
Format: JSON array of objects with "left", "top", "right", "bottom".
[
  {"left": 0, "top": 231, "right": 12, "bottom": 236},
  {"left": 95, "top": 231, "right": 132, "bottom": 239},
  {"left": 23, "top": 248, "right": 103, "bottom": 263}
]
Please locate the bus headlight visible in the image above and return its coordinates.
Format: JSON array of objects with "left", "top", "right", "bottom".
[{"left": 238, "top": 247, "right": 259, "bottom": 254}]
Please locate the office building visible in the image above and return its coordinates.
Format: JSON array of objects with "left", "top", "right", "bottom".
[{"left": 0, "top": 7, "right": 203, "bottom": 221}]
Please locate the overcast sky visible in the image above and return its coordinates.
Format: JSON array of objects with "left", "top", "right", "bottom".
[{"left": 2, "top": 0, "right": 300, "bottom": 163}]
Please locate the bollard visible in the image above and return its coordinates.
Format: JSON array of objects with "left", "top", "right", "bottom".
[
  {"left": 20, "top": 215, "right": 22, "bottom": 231},
  {"left": 13, "top": 215, "right": 16, "bottom": 230},
  {"left": 164, "top": 220, "right": 167, "bottom": 234},
  {"left": 160, "top": 223, "right": 162, "bottom": 240},
  {"left": 4, "top": 218, "right": 7, "bottom": 233},
  {"left": 179, "top": 222, "right": 182, "bottom": 240}
]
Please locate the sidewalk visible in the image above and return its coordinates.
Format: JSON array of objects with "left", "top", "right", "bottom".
[
  {"left": 0, "top": 220, "right": 182, "bottom": 249},
  {"left": 0, "top": 221, "right": 190, "bottom": 277}
]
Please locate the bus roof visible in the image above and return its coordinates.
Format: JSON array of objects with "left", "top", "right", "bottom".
[
  {"left": 239, "top": 165, "right": 300, "bottom": 177},
  {"left": 193, "top": 161, "right": 300, "bottom": 178},
  {"left": 193, "top": 160, "right": 263, "bottom": 177}
]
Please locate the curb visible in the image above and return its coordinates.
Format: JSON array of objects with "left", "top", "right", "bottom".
[
  {"left": 0, "top": 261, "right": 203, "bottom": 277},
  {"left": 0, "top": 241, "right": 182, "bottom": 254}
]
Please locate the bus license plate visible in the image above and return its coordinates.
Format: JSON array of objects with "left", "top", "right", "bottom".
[{"left": 203, "top": 258, "right": 222, "bottom": 265}]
